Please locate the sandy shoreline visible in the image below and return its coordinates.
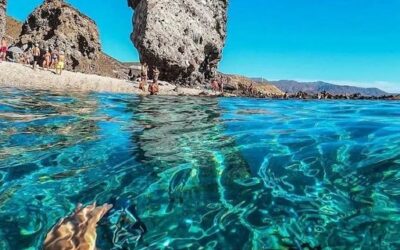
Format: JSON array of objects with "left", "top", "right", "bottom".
[{"left": 0, "top": 62, "right": 220, "bottom": 96}]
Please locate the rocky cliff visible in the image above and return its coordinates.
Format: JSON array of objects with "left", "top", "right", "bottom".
[
  {"left": 223, "top": 74, "right": 284, "bottom": 96},
  {"left": 18, "top": 0, "right": 101, "bottom": 74},
  {"left": 128, "top": 0, "right": 228, "bottom": 85},
  {"left": 5, "top": 16, "right": 22, "bottom": 43},
  {"left": 269, "top": 80, "right": 388, "bottom": 96},
  {"left": 0, "top": 0, "right": 6, "bottom": 38},
  {"left": 9, "top": 11, "right": 130, "bottom": 79}
]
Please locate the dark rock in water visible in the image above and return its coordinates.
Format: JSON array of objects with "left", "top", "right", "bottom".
[
  {"left": 0, "top": 0, "right": 6, "bottom": 38},
  {"left": 128, "top": 0, "right": 228, "bottom": 85},
  {"left": 18, "top": 0, "right": 101, "bottom": 73}
]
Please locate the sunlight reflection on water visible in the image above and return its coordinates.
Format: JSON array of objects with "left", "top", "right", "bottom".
[{"left": 0, "top": 88, "right": 400, "bottom": 249}]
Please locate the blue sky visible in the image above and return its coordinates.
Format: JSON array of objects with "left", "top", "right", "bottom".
[{"left": 8, "top": 0, "right": 400, "bottom": 92}]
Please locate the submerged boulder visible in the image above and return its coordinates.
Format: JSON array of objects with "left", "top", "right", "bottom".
[
  {"left": 128, "top": 0, "right": 228, "bottom": 85},
  {"left": 18, "top": 0, "right": 101, "bottom": 73}
]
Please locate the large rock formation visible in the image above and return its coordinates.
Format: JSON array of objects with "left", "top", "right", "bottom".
[
  {"left": 0, "top": 0, "right": 6, "bottom": 38},
  {"left": 128, "top": 0, "right": 228, "bottom": 85},
  {"left": 10, "top": 12, "right": 131, "bottom": 79},
  {"left": 18, "top": 0, "right": 101, "bottom": 73}
]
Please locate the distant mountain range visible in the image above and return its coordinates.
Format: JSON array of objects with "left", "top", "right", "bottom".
[{"left": 252, "top": 79, "right": 388, "bottom": 96}]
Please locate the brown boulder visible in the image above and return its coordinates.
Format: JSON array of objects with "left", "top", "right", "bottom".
[{"left": 18, "top": 0, "right": 101, "bottom": 73}]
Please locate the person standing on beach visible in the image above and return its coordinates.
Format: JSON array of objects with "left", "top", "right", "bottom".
[
  {"left": 211, "top": 79, "right": 219, "bottom": 92},
  {"left": 141, "top": 63, "right": 148, "bottom": 82},
  {"left": 139, "top": 62, "right": 148, "bottom": 91},
  {"left": 218, "top": 76, "right": 224, "bottom": 94},
  {"left": 32, "top": 43, "right": 41, "bottom": 70},
  {"left": 50, "top": 49, "right": 58, "bottom": 69},
  {"left": 21, "top": 50, "right": 28, "bottom": 65},
  {"left": 153, "top": 66, "right": 160, "bottom": 83},
  {"left": 42, "top": 49, "right": 51, "bottom": 70},
  {"left": 56, "top": 51, "right": 65, "bottom": 75},
  {"left": 148, "top": 80, "right": 159, "bottom": 95},
  {"left": 148, "top": 66, "right": 160, "bottom": 95},
  {"left": 128, "top": 68, "right": 135, "bottom": 81},
  {"left": 0, "top": 37, "right": 7, "bottom": 61},
  {"left": 22, "top": 48, "right": 33, "bottom": 65},
  {"left": 150, "top": 66, "right": 160, "bottom": 95}
]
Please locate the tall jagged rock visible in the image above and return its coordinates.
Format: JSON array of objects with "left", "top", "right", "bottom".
[
  {"left": 0, "top": 0, "right": 6, "bottom": 38},
  {"left": 18, "top": 0, "right": 101, "bottom": 73},
  {"left": 128, "top": 0, "right": 228, "bottom": 85}
]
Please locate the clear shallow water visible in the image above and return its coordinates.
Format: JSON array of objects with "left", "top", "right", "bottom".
[{"left": 0, "top": 88, "right": 400, "bottom": 249}]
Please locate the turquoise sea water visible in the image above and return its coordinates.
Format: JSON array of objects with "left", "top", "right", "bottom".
[{"left": 0, "top": 88, "right": 400, "bottom": 249}]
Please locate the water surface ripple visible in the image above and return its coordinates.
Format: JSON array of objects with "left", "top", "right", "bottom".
[{"left": 0, "top": 89, "right": 399, "bottom": 249}]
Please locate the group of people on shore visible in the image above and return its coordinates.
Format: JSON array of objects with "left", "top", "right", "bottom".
[
  {"left": 133, "top": 62, "right": 228, "bottom": 96},
  {"left": 20, "top": 44, "right": 66, "bottom": 75},
  {"left": 133, "top": 62, "right": 160, "bottom": 95},
  {"left": 0, "top": 38, "right": 66, "bottom": 75}
]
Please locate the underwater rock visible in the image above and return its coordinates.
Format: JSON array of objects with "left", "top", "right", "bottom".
[{"left": 128, "top": 0, "right": 228, "bottom": 85}]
